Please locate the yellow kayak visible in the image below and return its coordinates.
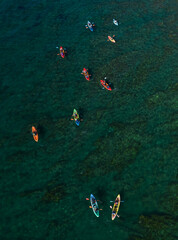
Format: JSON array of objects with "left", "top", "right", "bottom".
[
  {"left": 108, "top": 35, "right": 116, "bottom": 43},
  {"left": 111, "top": 194, "right": 120, "bottom": 220}
]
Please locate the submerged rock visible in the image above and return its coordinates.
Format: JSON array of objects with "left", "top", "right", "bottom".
[{"left": 130, "top": 213, "right": 177, "bottom": 240}]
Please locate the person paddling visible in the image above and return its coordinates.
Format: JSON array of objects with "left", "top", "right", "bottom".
[
  {"left": 33, "top": 131, "right": 37, "bottom": 136},
  {"left": 71, "top": 113, "right": 78, "bottom": 121},
  {"left": 103, "top": 77, "right": 111, "bottom": 89}
]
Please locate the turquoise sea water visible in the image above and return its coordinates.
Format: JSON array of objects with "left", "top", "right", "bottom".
[{"left": 0, "top": 0, "right": 177, "bottom": 239}]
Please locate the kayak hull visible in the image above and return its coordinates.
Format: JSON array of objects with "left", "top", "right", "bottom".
[
  {"left": 108, "top": 36, "right": 116, "bottom": 43},
  {"left": 32, "top": 126, "right": 38, "bottom": 142},
  {"left": 111, "top": 194, "right": 120, "bottom": 220},
  {"left": 60, "top": 47, "right": 65, "bottom": 58},
  {"left": 90, "top": 194, "right": 99, "bottom": 217},
  {"left": 100, "top": 80, "right": 112, "bottom": 91},
  {"left": 87, "top": 21, "right": 94, "bottom": 32},
  {"left": 82, "top": 68, "right": 90, "bottom": 81},
  {"left": 72, "top": 109, "right": 80, "bottom": 126},
  {"left": 113, "top": 19, "right": 118, "bottom": 26}
]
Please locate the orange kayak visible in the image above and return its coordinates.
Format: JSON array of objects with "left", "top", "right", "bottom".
[
  {"left": 32, "top": 126, "right": 38, "bottom": 142},
  {"left": 108, "top": 36, "right": 116, "bottom": 43}
]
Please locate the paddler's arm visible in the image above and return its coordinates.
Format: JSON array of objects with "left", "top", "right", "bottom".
[{"left": 32, "top": 131, "right": 37, "bottom": 136}]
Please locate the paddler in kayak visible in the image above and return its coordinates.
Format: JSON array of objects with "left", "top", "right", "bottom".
[
  {"left": 33, "top": 131, "right": 37, "bottom": 136},
  {"left": 32, "top": 126, "right": 38, "bottom": 142},
  {"left": 101, "top": 77, "right": 112, "bottom": 90},
  {"left": 56, "top": 46, "right": 67, "bottom": 58},
  {"left": 107, "top": 35, "right": 116, "bottom": 43},
  {"left": 81, "top": 68, "right": 91, "bottom": 81},
  {"left": 105, "top": 82, "right": 110, "bottom": 89},
  {"left": 111, "top": 194, "right": 121, "bottom": 220},
  {"left": 71, "top": 109, "right": 81, "bottom": 126},
  {"left": 113, "top": 19, "right": 119, "bottom": 26},
  {"left": 71, "top": 113, "right": 78, "bottom": 120},
  {"left": 60, "top": 46, "right": 65, "bottom": 57},
  {"left": 85, "top": 21, "right": 95, "bottom": 31},
  {"left": 86, "top": 195, "right": 102, "bottom": 217}
]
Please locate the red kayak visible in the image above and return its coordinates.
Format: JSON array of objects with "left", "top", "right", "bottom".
[
  {"left": 82, "top": 68, "right": 90, "bottom": 81},
  {"left": 60, "top": 46, "right": 65, "bottom": 58},
  {"left": 100, "top": 80, "right": 112, "bottom": 91}
]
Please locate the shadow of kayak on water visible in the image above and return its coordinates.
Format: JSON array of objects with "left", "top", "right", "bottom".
[{"left": 78, "top": 107, "right": 85, "bottom": 121}]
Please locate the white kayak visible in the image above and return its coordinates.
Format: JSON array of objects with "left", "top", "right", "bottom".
[{"left": 113, "top": 19, "right": 118, "bottom": 26}]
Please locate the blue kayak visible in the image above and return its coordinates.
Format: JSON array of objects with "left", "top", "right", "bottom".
[
  {"left": 90, "top": 194, "right": 99, "bottom": 217},
  {"left": 86, "top": 21, "right": 94, "bottom": 32},
  {"left": 75, "top": 119, "right": 80, "bottom": 126}
]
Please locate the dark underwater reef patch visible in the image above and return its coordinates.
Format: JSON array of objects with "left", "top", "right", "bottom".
[
  {"left": 127, "top": 50, "right": 169, "bottom": 90},
  {"left": 159, "top": 181, "right": 178, "bottom": 217},
  {"left": 129, "top": 213, "right": 177, "bottom": 240},
  {"left": 19, "top": 181, "right": 66, "bottom": 203},
  {"left": 19, "top": 176, "right": 66, "bottom": 203},
  {"left": 19, "top": 188, "right": 43, "bottom": 198},
  {"left": 6, "top": 150, "right": 30, "bottom": 162},
  {"left": 75, "top": 119, "right": 148, "bottom": 180},
  {"left": 146, "top": 82, "right": 178, "bottom": 109},
  {"left": 41, "top": 184, "right": 66, "bottom": 203},
  {"left": 129, "top": 180, "right": 178, "bottom": 240}
]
